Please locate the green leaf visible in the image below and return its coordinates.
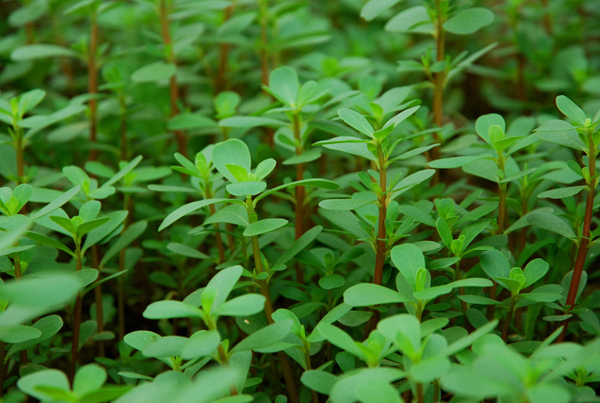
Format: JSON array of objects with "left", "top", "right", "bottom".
[
  {"left": 378, "top": 314, "right": 421, "bottom": 357},
  {"left": 131, "top": 62, "right": 176, "bottom": 83},
  {"left": 526, "top": 210, "right": 576, "bottom": 240},
  {"left": 123, "top": 330, "right": 160, "bottom": 352},
  {"left": 448, "top": 278, "right": 493, "bottom": 288},
  {"left": 6, "top": 315, "right": 63, "bottom": 357},
  {"left": 159, "top": 199, "right": 231, "bottom": 231},
  {"left": 301, "top": 370, "right": 337, "bottom": 395},
  {"left": 8, "top": 0, "right": 48, "bottom": 27},
  {"left": 101, "top": 220, "right": 147, "bottom": 266},
  {"left": 143, "top": 301, "right": 203, "bottom": 319},
  {"left": 243, "top": 218, "right": 288, "bottom": 237},
  {"left": 181, "top": 330, "right": 221, "bottom": 360},
  {"left": 414, "top": 285, "right": 452, "bottom": 301},
  {"left": 76, "top": 217, "right": 111, "bottom": 238},
  {"left": 319, "top": 274, "right": 345, "bottom": 290},
  {"left": 73, "top": 364, "right": 106, "bottom": 396},
  {"left": 443, "top": 319, "right": 499, "bottom": 357},
  {"left": 17, "top": 369, "right": 70, "bottom": 401},
  {"left": 79, "top": 386, "right": 132, "bottom": 403},
  {"left": 167, "top": 243, "right": 210, "bottom": 259},
  {"left": 428, "top": 155, "right": 490, "bottom": 169},
  {"left": 458, "top": 295, "right": 502, "bottom": 305},
  {"left": 214, "top": 294, "right": 265, "bottom": 316},
  {"left": 536, "top": 120, "right": 586, "bottom": 151},
  {"left": 18, "top": 90, "right": 46, "bottom": 116},
  {"left": 25, "top": 230, "right": 75, "bottom": 256},
  {"left": 443, "top": 8, "right": 494, "bottom": 35},
  {"left": 338, "top": 109, "right": 374, "bottom": 138},
  {"left": 391, "top": 244, "right": 425, "bottom": 291},
  {"left": 254, "top": 158, "right": 276, "bottom": 180},
  {"left": 344, "top": 283, "right": 408, "bottom": 306},
  {"left": 226, "top": 181, "right": 267, "bottom": 196},
  {"left": 218, "top": 116, "right": 286, "bottom": 128},
  {"left": 0, "top": 273, "right": 80, "bottom": 307},
  {"left": 556, "top": 95, "right": 586, "bottom": 124},
  {"left": 537, "top": 186, "right": 586, "bottom": 199},
  {"left": 523, "top": 259, "right": 549, "bottom": 288},
  {"left": 385, "top": 6, "right": 433, "bottom": 34},
  {"left": 267, "top": 67, "right": 299, "bottom": 106},
  {"left": 231, "top": 320, "right": 292, "bottom": 353},
  {"left": 143, "top": 336, "right": 187, "bottom": 358},
  {"left": 410, "top": 355, "right": 451, "bottom": 383},
  {"left": 167, "top": 113, "right": 216, "bottom": 131},
  {"left": 274, "top": 226, "right": 322, "bottom": 268},
  {"left": 361, "top": 0, "right": 402, "bottom": 21},
  {"left": 11, "top": 44, "right": 76, "bottom": 61},
  {"left": 31, "top": 186, "right": 80, "bottom": 220},
  {"left": 282, "top": 150, "right": 322, "bottom": 166},
  {"left": 212, "top": 139, "right": 251, "bottom": 183},
  {"left": 390, "top": 169, "right": 436, "bottom": 199},
  {"left": 476, "top": 114, "right": 505, "bottom": 145},
  {"left": 254, "top": 178, "right": 339, "bottom": 204},
  {"left": 0, "top": 324, "right": 41, "bottom": 344},
  {"left": 317, "top": 323, "right": 364, "bottom": 358},
  {"left": 318, "top": 198, "right": 374, "bottom": 211},
  {"left": 480, "top": 250, "right": 510, "bottom": 279}
]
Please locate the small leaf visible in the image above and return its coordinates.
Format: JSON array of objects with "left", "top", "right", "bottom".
[
  {"left": 131, "top": 62, "right": 176, "bottom": 83},
  {"left": 318, "top": 199, "right": 374, "bottom": 211},
  {"left": 338, "top": 109, "right": 374, "bottom": 138},
  {"left": 443, "top": 8, "right": 494, "bottom": 35},
  {"left": 243, "top": 218, "right": 288, "bottom": 237},
  {"left": 344, "top": 283, "right": 408, "bottom": 306}
]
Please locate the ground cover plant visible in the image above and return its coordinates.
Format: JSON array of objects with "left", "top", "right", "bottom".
[{"left": 1, "top": 0, "right": 600, "bottom": 402}]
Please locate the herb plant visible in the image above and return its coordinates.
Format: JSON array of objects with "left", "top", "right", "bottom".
[{"left": 1, "top": 0, "right": 600, "bottom": 402}]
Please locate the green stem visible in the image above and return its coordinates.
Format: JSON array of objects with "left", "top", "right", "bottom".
[
  {"left": 69, "top": 241, "right": 83, "bottom": 386},
  {"left": 246, "top": 197, "right": 299, "bottom": 403},
  {"left": 91, "top": 245, "right": 105, "bottom": 357},
  {"left": 502, "top": 296, "right": 517, "bottom": 342},
  {"left": 454, "top": 261, "right": 468, "bottom": 312},
  {"left": 374, "top": 145, "right": 387, "bottom": 286},
  {"left": 13, "top": 256, "right": 28, "bottom": 367},
  {"left": 303, "top": 342, "right": 319, "bottom": 403}
]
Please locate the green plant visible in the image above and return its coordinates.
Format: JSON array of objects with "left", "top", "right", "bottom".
[{"left": 1, "top": 0, "right": 600, "bottom": 402}]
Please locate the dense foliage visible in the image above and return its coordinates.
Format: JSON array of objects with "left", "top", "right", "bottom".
[{"left": 1, "top": 0, "right": 600, "bottom": 402}]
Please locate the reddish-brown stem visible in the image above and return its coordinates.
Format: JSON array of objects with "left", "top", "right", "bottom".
[
  {"left": 559, "top": 140, "right": 596, "bottom": 342},
  {"left": 69, "top": 242, "right": 83, "bottom": 385},
  {"left": 293, "top": 113, "right": 305, "bottom": 284},
  {"left": 25, "top": 23, "right": 34, "bottom": 44},
  {"left": 259, "top": 0, "right": 269, "bottom": 86},
  {"left": 91, "top": 245, "right": 105, "bottom": 357},
  {"left": 431, "top": 0, "right": 445, "bottom": 165},
  {"left": 88, "top": 13, "right": 99, "bottom": 162},
  {"left": 215, "top": 4, "right": 236, "bottom": 92},
  {"left": 159, "top": 0, "right": 187, "bottom": 157},
  {"left": 542, "top": 0, "right": 553, "bottom": 36}
]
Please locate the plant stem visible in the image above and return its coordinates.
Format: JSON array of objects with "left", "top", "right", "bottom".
[
  {"left": 433, "top": 380, "right": 440, "bottom": 403},
  {"left": 0, "top": 342, "right": 4, "bottom": 397},
  {"left": 292, "top": 112, "right": 305, "bottom": 284},
  {"left": 374, "top": 145, "right": 387, "bottom": 286},
  {"left": 416, "top": 382, "right": 425, "bottom": 403},
  {"left": 159, "top": 0, "right": 187, "bottom": 157},
  {"left": 206, "top": 186, "right": 226, "bottom": 263},
  {"left": 69, "top": 241, "right": 83, "bottom": 385},
  {"left": 246, "top": 198, "right": 299, "bottom": 403},
  {"left": 88, "top": 12, "right": 99, "bottom": 162},
  {"left": 215, "top": 1, "right": 236, "bottom": 92},
  {"left": 454, "top": 262, "right": 468, "bottom": 312},
  {"left": 502, "top": 296, "right": 517, "bottom": 342},
  {"left": 14, "top": 126, "right": 24, "bottom": 183},
  {"left": 431, "top": 0, "right": 446, "bottom": 165},
  {"left": 91, "top": 245, "right": 105, "bottom": 357},
  {"left": 559, "top": 134, "right": 597, "bottom": 341},
  {"left": 119, "top": 94, "right": 128, "bottom": 160},
  {"left": 303, "top": 342, "right": 319, "bottom": 403},
  {"left": 13, "top": 256, "right": 28, "bottom": 367},
  {"left": 258, "top": 0, "right": 270, "bottom": 86}
]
